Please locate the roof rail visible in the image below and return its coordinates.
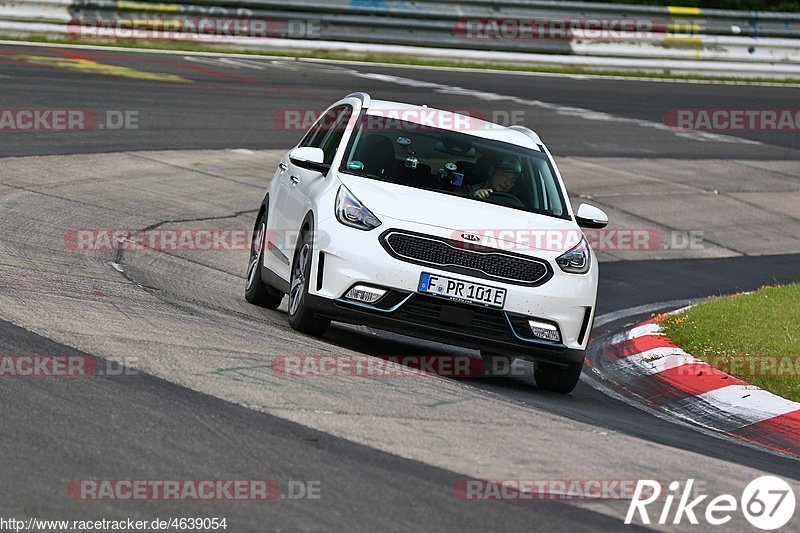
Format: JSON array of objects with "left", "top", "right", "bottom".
[
  {"left": 346, "top": 92, "right": 371, "bottom": 108},
  {"left": 508, "top": 125, "right": 541, "bottom": 144}
]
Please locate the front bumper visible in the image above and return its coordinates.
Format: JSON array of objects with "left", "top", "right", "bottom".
[{"left": 305, "top": 291, "right": 586, "bottom": 366}]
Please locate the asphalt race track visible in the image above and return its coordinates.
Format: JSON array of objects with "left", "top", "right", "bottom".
[{"left": 1, "top": 42, "right": 799, "bottom": 531}]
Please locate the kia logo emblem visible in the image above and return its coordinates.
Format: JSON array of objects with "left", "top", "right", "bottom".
[{"left": 461, "top": 233, "right": 480, "bottom": 242}]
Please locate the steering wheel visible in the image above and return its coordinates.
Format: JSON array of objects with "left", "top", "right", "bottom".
[{"left": 485, "top": 191, "right": 526, "bottom": 209}]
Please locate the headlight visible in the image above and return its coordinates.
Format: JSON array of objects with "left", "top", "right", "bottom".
[
  {"left": 556, "top": 236, "right": 590, "bottom": 274},
  {"left": 335, "top": 185, "right": 382, "bottom": 231}
]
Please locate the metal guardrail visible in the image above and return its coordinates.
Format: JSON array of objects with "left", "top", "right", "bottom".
[
  {"left": 0, "top": 0, "right": 799, "bottom": 76},
  {"left": 70, "top": 0, "right": 800, "bottom": 38}
]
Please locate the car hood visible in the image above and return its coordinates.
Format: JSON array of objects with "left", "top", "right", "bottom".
[{"left": 337, "top": 173, "right": 580, "bottom": 253}]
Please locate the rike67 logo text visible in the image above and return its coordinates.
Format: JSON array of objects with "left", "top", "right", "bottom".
[{"left": 626, "top": 477, "right": 795, "bottom": 530}]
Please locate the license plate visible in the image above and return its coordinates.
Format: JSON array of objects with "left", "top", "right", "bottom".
[{"left": 418, "top": 273, "right": 506, "bottom": 309}]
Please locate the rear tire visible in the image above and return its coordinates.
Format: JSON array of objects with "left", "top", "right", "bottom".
[
  {"left": 288, "top": 227, "right": 330, "bottom": 337},
  {"left": 534, "top": 358, "right": 584, "bottom": 394},
  {"left": 245, "top": 208, "right": 283, "bottom": 309}
]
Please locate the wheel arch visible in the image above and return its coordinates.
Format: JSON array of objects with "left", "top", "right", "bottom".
[{"left": 254, "top": 193, "right": 269, "bottom": 234}]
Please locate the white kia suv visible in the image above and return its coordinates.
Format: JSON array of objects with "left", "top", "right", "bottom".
[{"left": 245, "top": 93, "right": 608, "bottom": 393}]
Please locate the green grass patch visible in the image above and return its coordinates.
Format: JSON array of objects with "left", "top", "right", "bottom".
[
  {"left": 2, "top": 34, "right": 800, "bottom": 85},
  {"left": 661, "top": 284, "right": 800, "bottom": 401}
]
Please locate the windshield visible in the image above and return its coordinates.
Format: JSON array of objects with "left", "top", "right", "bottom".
[{"left": 338, "top": 112, "right": 569, "bottom": 219}]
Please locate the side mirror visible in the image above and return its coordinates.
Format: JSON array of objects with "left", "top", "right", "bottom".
[
  {"left": 289, "top": 147, "right": 327, "bottom": 173},
  {"left": 575, "top": 203, "right": 608, "bottom": 229}
]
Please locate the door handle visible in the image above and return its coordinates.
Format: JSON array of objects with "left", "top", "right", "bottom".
[
  {"left": 290, "top": 175, "right": 300, "bottom": 185},
  {"left": 279, "top": 163, "right": 288, "bottom": 172}
]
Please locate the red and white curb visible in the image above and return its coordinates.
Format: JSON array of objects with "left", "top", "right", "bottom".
[{"left": 593, "top": 315, "right": 800, "bottom": 457}]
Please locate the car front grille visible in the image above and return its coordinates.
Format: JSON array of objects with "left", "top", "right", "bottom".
[{"left": 380, "top": 230, "right": 551, "bottom": 286}]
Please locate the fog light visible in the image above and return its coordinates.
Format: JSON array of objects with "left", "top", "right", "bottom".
[
  {"left": 528, "top": 319, "right": 561, "bottom": 342},
  {"left": 345, "top": 285, "right": 387, "bottom": 304}
]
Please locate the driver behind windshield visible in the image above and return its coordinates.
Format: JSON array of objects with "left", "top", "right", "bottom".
[{"left": 468, "top": 156, "right": 523, "bottom": 200}]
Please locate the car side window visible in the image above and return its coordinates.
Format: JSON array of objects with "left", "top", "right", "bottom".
[
  {"left": 299, "top": 105, "right": 347, "bottom": 151},
  {"left": 298, "top": 121, "right": 322, "bottom": 149},
  {"left": 298, "top": 107, "right": 340, "bottom": 148}
]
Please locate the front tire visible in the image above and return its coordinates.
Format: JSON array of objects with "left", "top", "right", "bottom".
[
  {"left": 245, "top": 208, "right": 283, "bottom": 309},
  {"left": 288, "top": 228, "right": 330, "bottom": 336},
  {"left": 534, "top": 358, "right": 584, "bottom": 394}
]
